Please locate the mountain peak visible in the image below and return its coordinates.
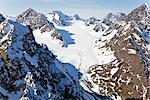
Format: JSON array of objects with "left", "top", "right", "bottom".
[
  {"left": 26, "top": 8, "right": 36, "bottom": 12},
  {"left": 0, "top": 14, "right": 5, "bottom": 23},
  {"left": 52, "top": 11, "right": 63, "bottom": 15},
  {"left": 1, "top": 3, "right": 150, "bottom": 100},
  {"left": 20, "top": 8, "right": 38, "bottom": 18},
  {"left": 101, "top": 12, "right": 126, "bottom": 26},
  {"left": 17, "top": 9, "right": 55, "bottom": 32},
  {"left": 144, "top": 2, "right": 150, "bottom": 9},
  {"left": 47, "top": 10, "right": 73, "bottom": 26}
]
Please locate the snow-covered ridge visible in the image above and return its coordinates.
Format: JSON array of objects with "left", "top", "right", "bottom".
[
  {"left": 0, "top": 14, "right": 105, "bottom": 99},
  {"left": 16, "top": 9, "right": 68, "bottom": 47},
  {"left": 16, "top": 8, "right": 55, "bottom": 32},
  {"left": 46, "top": 11, "right": 73, "bottom": 26},
  {"left": 85, "top": 12, "right": 126, "bottom": 33},
  {"left": 0, "top": 3, "right": 150, "bottom": 100}
]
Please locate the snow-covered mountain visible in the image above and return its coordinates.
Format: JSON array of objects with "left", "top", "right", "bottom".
[
  {"left": 125, "top": 3, "right": 150, "bottom": 32},
  {"left": 17, "top": 8, "right": 54, "bottom": 32},
  {"left": 85, "top": 17, "right": 100, "bottom": 26},
  {"left": 72, "top": 14, "right": 82, "bottom": 20},
  {"left": 16, "top": 9, "right": 65, "bottom": 47},
  {"left": 0, "top": 14, "right": 106, "bottom": 100},
  {"left": 102, "top": 12, "right": 126, "bottom": 26},
  {"left": 46, "top": 11, "right": 73, "bottom": 26},
  {"left": 93, "top": 13, "right": 126, "bottom": 33},
  {"left": 0, "top": 3, "right": 150, "bottom": 100},
  {"left": 86, "top": 3, "right": 150, "bottom": 99}
]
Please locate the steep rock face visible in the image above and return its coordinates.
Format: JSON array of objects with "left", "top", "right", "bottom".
[
  {"left": 0, "top": 16, "right": 102, "bottom": 100},
  {"left": 16, "top": 9, "right": 65, "bottom": 46},
  {"left": 86, "top": 4, "right": 150, "bottom": 100}
]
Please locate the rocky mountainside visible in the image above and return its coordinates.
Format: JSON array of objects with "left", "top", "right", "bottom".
[
  {"left": 16, "top": 8, "right": 54, "bottom": 32},
  {"left": 16, "top": 9, "right": 65, "bottom": 47},
  {"left": 86, "top": 3, "right": 150, "bottom": 100},
  {"left": 0, "top": 14, "right": 105, "bottom": 100},
  {"left": 125, "top": 3, "right": 150, "bottom": 32},
  {"left": 1, "top": 3, "right": 150, "bottom": 100},
  {"left": 93, "top": 13, "right": 126, "bottom": 32}
]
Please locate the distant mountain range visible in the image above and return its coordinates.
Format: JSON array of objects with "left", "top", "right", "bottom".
[{"left": 0, "top": 3, "right": 150, "bottom": 100}]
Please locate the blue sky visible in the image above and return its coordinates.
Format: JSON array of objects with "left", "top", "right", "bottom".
[{"left": 0, "top": 0, "right": 148, "bottom": 18}]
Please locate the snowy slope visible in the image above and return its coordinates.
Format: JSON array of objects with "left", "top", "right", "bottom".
[
  {"left": 1, "top": 3, "right": 150, "bottom": 100},
  {"left": 0, "top": 14, "right": 106, "bottom": 100},
  {"left": 33, "top": 18, "right": 124, "bottom": 100},
  {"left": 46, "top": 11, "right": 73, "bottom": 26},
  {"left": 33, "top": 20, "right": 99, "bottom": 71}
]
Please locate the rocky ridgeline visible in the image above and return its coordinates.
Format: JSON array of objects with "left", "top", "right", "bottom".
[
  {"left": 84, "top": 13, "right": 126, "bottom": 33},
  {"left": 86, "top": 4, "right": 150, "bottom": 100},
  {"left": 102, "top": 13, "right": 126, "bottom": 26},
  {"left": 16, "top": 9, "right": 65, "bottom": 46},
  {"left": 1, "top": 3, "right": 150, "bottom": 100},
  {"left": 0, "top": 14, "right": 5, "bottom": 23},
  {"left": 93, "top": 13, "right": 126, "bottom": 32},
  {"left": 125, "top": 3, "right": 150, "bottom": 33},
  {"left": 0, "top": 14, "right": 104, "bottom": 99},
  {"left": 16, "top": 8, "right": 54, "bottom": 32},
  {"left": 85, "top": 17, "right": 100, "bottom": 26}
]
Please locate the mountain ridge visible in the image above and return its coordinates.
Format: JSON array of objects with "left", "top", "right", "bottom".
[{"left": 0, "top": 3, "right": 150, "bottom": 100}]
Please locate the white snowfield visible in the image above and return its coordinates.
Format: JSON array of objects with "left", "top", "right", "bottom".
[
  {"left": 33, "top": 20, "right": 99, "bottom": 71},
  {"left": 33, "top": 19, "right": 117, "bottom": 98}
]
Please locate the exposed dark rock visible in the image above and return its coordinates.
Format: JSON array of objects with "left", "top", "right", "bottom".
[
  {"left": 16, "top": 8, "right": 55, "bottom": 32},
  {"left": 85, "top": 17, "right": 100, "bottom": 26}
]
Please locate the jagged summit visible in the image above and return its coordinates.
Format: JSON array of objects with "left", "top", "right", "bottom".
[
  {"left": 91, "top": 12, "right": 126, "bottom": 32},
  {"left": 20, "top": 8, "right": 37, "bottom": 17},
  {"left": 16, "top": 8, "right": 54, "bottom": 32},
  {"left": 125, "top": 3, "right": 149, "bottom": 22},
  {"left": 46, "top": 11, "right": 73, "bottom": 26},
  {"left": 85, "top": 17, "right": 100, "bottom": 26},
  {"left": 16, "top": 9, "right": 66, "bottom": 47},
  {"left": 125, "top": 3, "right": 150, "bottom": 32},
  {"left": 52, "top": 11, "right": 72, "bottom": 21},
  {"left": 1, "top": 3, "right": 150, "bottom": 100},
  {"left": 102, "top": 12, "right": 126, "bottom": 26}
]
